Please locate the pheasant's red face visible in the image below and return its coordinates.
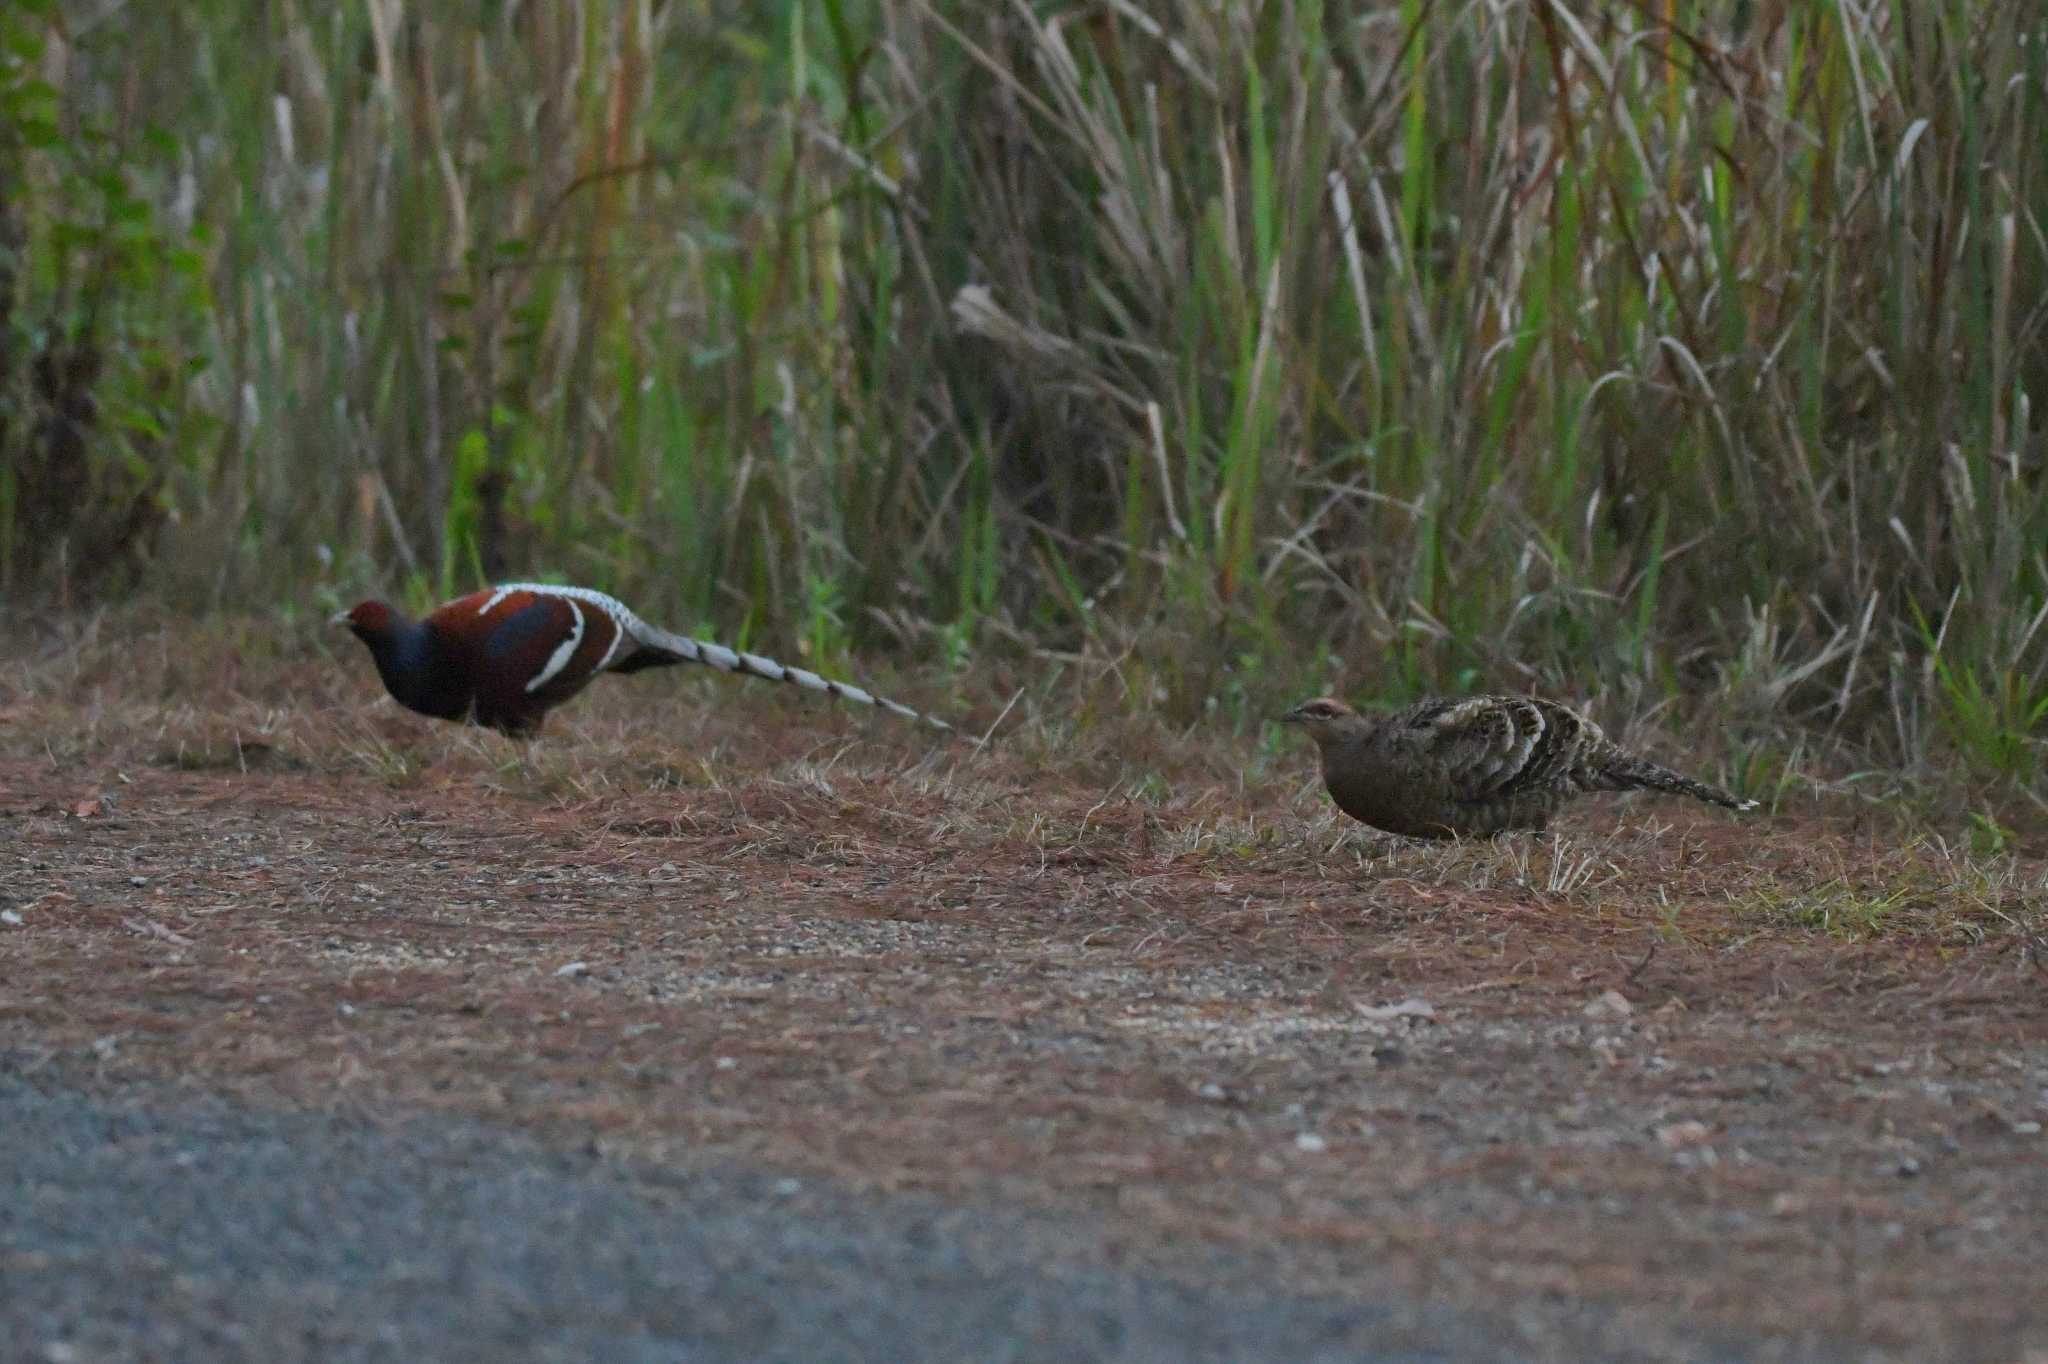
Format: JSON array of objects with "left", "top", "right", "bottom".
[{"left": 333, "top": 600, "right": 394, "bottom": 636}]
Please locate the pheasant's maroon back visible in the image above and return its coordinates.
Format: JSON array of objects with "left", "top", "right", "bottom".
[{"left": 426, "top": 586, "right": 635, "bottom": 734}]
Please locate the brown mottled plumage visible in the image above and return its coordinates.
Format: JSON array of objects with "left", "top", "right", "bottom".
[{"left": 1279, "top": 695, "right": 1757, "bottom": 838}]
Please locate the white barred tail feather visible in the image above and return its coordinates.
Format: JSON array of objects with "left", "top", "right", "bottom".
[{"left": 479, "top": 583, "right": 949, "bottom": 731}]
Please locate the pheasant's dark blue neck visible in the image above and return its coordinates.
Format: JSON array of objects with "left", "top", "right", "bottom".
[{"left": 368, "top": 618, "right": 446, "bottom": 713}]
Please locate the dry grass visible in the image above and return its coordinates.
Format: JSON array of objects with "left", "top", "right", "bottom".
[
  {"left": 3, "top": 620, "right": 2047, "bottom": 1358},
  {"left": 12, "top": 5, "right": 2048, "bottom": 796}
]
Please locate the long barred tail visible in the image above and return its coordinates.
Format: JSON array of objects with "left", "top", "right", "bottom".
[
  {"left": 635, "top": 622, "right": 951, "bottom": 732},
  {"left": 1597, "top": 752, "right": 1756, "bottom": 812}
]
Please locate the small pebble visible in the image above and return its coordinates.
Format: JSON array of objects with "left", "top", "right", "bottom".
[
  {"left": 129, "top": 876, "right": 147, "bottom": 888},
  {"left": 1656, "top": 1120, "right": 1712, "bottom": 1150},
  {"left": 1294, "top": 1132, "right": 1328, "bottom": 1154},
  {"left": 1583, "top": 989, "right": 1633, "bottom": 1019}
]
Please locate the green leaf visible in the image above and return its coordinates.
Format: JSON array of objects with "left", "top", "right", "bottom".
[
  {"left": 1, "top": 25, "right": 45, "bottom": 63},
  {"left": 17, "top": 114, "right": 60, "bottom": 148}
]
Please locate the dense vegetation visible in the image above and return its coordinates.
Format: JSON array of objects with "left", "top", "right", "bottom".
[{"left": 3, "top": 2, "right": 2045, "bottom": 791}]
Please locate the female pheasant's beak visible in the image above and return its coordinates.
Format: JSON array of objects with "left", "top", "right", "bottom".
[{"left": 1277, "top": 703, "right": 1310, "bottom": 725}]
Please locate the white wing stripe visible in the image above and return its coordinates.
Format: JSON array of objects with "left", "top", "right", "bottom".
[
  {"left": 526, "top": 600, "right": 586, "bottom": 693},
  {"left": 592, "top": 606, "right": 629, "bottom": 673}
]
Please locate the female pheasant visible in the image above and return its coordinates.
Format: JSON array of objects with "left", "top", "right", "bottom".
[
  {"left": 1279, "top": 694, "right": 1755, "bottom": 838},
  {"left": 334, "top": 583, "right": 946, "bottom": 737}
]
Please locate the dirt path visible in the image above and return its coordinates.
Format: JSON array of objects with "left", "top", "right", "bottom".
[{"left": 2, "top": 682, "right": 2046, "bottom": 1360}]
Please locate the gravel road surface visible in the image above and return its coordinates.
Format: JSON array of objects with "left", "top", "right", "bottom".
[{"left": 0, "top": 1067, "right": 1775, "bottom": 1363}]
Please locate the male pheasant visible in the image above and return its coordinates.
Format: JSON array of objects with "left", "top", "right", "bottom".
[
  {"left": 1279, "top": 694, "right": 1756, "bottom": 838},
  {"left": 334, "top": 583, "right": 946, "bottom": 737}
]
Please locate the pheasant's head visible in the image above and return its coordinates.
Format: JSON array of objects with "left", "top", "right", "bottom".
[
  {"left": 331, "top": 600, "right": 402, "bottom": 642},
  {"left": 331, "top": 599, "right": 434, "bottom": 702},
  {"left": 1278, "top": 696, "right": 1369, "bottom": 748}
]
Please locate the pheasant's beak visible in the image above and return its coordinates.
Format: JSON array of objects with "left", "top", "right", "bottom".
[
  {"left": 1277, "top": 706, "right": 1306, "bottom": 725},
  {"left": 328, "top": 610, "right": 352, "bottom": 628}
]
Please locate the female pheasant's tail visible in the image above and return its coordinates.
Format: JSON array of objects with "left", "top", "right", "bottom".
[
  {"left": 630, "top": 620, "right": 951, "bottom": 732},
  {"left": 1596, "top": 750, "right": 1757, "bottom": 812}
]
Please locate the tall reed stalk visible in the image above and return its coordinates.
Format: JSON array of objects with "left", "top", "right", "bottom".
[{"left": 7, "top": 2, "right": 2046, "bottom": 785}]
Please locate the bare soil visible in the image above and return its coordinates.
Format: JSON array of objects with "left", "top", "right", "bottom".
[{"left": 3, "top": 629, "right": 2046, "bottom": 1360}]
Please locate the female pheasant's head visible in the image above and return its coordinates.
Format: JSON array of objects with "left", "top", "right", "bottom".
[{"left": 1278, "top": 696, "right": 1366, "bottom": 747}]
